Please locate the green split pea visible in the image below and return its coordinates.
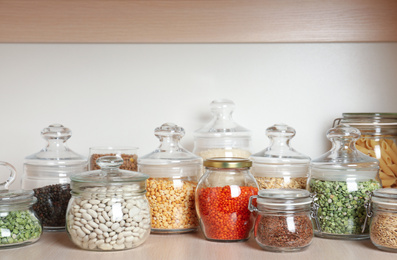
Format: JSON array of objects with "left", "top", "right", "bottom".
[
  {"left": 309, "top": 179, "right": 380, "bottom": 235},
  {"left": 0, "top": 210, "right": 42, "bottom": 245}
]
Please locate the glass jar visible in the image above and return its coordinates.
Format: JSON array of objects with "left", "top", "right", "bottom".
[
  {"left": 365, "top": 188, "right": 397, "bottom": 252},
  {"left": 196, "top": 158, "right": 258, "bottom": 242},
  {"left": 193, "top": 99, "right": 251, "bottom": 165},
  {"left": 22, "top": 124, "right": 87, "bottom": 231},
  {"left": 138, "top": 123, "right": 202, "bottom": 233},
  {"left": 308, "top": 124, "right": 381, "bottom": 240},
  {"left": 250, "top": 124, "right": 310, "bottom": 190},
  {"left": 0, "top": 161, "right": 42, "bottom": 248},
  {"left": 248, "top": 189, "right": 314, "bottom": 252},
  {"left": 66, "top": 156, "right": 150, "bottom": 251},
  {"left": 334, "top": 113, "right": 397, "bottom": 188},
  {"left": 89, "top": 147, "right": 138, "bottom": 171}
]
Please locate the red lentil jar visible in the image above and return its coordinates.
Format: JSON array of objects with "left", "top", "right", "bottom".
[{"left": 196, "top": 158, "right": 259, "bottom": 242}]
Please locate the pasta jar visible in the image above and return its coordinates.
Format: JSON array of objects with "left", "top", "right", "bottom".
[
  {"left": 0, "top": 162, "right": 42, "bottom": 248},
  {"left": 66, "top": 156, "right": 151, "bottom": 251},
  {"left": 250, "top": 124, "right": 310, "bottom": 190},
  {"left": 193, "top": 100, "right": 251, "bottom": 173},
  {"left": 138, "top": 123, "right": 202, "bottom": 233},
  {"left": 248, "top": 189, "right": 314, "bottom": 252},
  {"left": 364, "top": 188, "right": 397, "bottom": 252},
  {"left": 334, "top": 113, "right": 397, "bottom": 188},
  {"left": 308, "top": 124, "right": 381, "bottom": 240},
  {"left": 196, "top": 158, "right": 258, "bottom": 242}
]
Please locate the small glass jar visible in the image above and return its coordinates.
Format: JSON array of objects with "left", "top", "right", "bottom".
[
  {"left": 250, "top": 124, "right": 310, "bottom": 190},
  {"left": 22, "top": 124, "right": 87, "bottom": 231},
  {"left": 0, "top": 161, "right": 42, "bottom": 248},
  {"left": 66, "top": 156, "right": 150, "bottom": 251},
  {"left": 365, "top": 188, "right": 397, "bottom": 252},
  {"left": 138, "top": 123, "right": 202, "bottom": 233},
  {"left": 334, "top": 113, "right": 397, "bottom": 188},
  {"left": 308, "top": 124, "right": 381, "bottom": 240},
  {"left": 196, "top": 158, "right": 258, "bottom": 242},
  {"left": 193, "top": 99, "right": 252, "bottom": 164},
  {"left": 89, "top": 147, "right": 138, "bottom": 171},
  {"left": 248, "top": 189, "right": 314, "bottom": 252}
]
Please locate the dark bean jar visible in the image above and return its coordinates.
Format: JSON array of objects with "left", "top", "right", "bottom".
[{"left": 21, "top": 124, "right": 87, "bottom": 231}]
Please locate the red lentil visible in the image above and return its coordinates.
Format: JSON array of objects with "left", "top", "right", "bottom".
[{"left": 197, "top": 185, "right": 258, "bottom": 241}]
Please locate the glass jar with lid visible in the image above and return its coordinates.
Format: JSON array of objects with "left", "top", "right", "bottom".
[
  {"left": 193, "top": 99, "right": 251, "bottom": 164},
  {"left": 66, "top": 156, "right": 151, "bottom": 251},
  {"left": 138, "top": 123, "right": 202, "bottom": 233},
  {"left": 0, "top": 161, "right": 42, "bottom": 248},
  {"left": 308, "top": 124, "right": 381, "bottom": 240},
  {"left": 363, "top": 188, "right": 397, "bottom": 252},
  {"left": 196, "top": 158, "right": 258, "bottom": 242},
  {"left": 334, "top": 113, "right": 397, "bottom": 188},
  {"left": 22, "top": 124, "right": 87, "bottom": 231},
  {"left": 250, "top": 124, "right": 310, "bottom": 190},
  {"left": 248, "top": 189, "right": 314, "bottom": 252}
]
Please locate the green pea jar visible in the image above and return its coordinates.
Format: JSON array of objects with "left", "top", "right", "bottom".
[{"left": 308, "top": 124, "right": 381, "bottom": 240}]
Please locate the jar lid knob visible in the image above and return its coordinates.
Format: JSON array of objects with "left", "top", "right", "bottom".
[
  {"left": 41, "top": 124, "right": 72, "bottom": 141},
  {"left": 154, "top": 123, "right": 185, "bottom": 138},
  {"left": 326, "top": 124, "right": 360, "bottom": 141},
  {"left": 96, "top": 156, "right": 124, "bottom": 169},
  {"left": 266, "top": 123, "right": 296, "bottom": 138}
]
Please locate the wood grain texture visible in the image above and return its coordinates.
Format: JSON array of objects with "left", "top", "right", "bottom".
[{"left": 0, "top": 0, "right": 397, "bottom": 43}]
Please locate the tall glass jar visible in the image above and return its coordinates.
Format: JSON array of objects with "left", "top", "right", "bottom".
[
  {"left": 0, "top": 161, "right": 42, "bottom": 248},
  {"left": 22, "top": 124, "right": 87, "bottom": 231},
  {"left": 196, "top": 158, "right": 258, "bottom": 242},
  {"left": 334, "top": 113, "right": 397, "bottom": 188},
  {"left": 250, "top": 124, "right": 310, "bottom": 190},
  {"left": 308, "top": 124, "right": 381, "bottom": 240},
  {"left": 248, "top": 189, "right": 314, "bottom": 252},
  {"left": 193, "top": 99, "right": 251, "bottom": 165},
  {"left": 66, "top": 156, "right": 150, "bottom": 251},
  {"left": 138, "top": 123, "right": 202, "bottom": 233}
]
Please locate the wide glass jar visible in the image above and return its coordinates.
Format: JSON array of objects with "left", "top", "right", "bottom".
[
  {"left": 196, "top": 158, "right": 258, "bottom": 242},
  {"left": 250, "top": 124, "right": 310, "bottom": 190},
  {"left": 0, "top": 161, "right": 42, "bottom": 248},
  {"left": 66, "top": 156, "right": 150, "bottom": 251},
  {"left": 22, "top": 124, "right": 87, "bottom": 231},
  {"left": 138, "top": 123, "right": 202, "bottom": 233},
  {"left": 334, "top": 113, "right": 397, "bottom": 188},
  {"left": 193, "top": 99, "right": 251, "bottom": 164},
  {"left": 248, "top": 189, "right": 314, "bottom": 252},
  {"left": 366, "top": 188, "right": 397, "bottom": 252},
  {"left": 308, "top": 124, "right": 381, "bottom": 240}
]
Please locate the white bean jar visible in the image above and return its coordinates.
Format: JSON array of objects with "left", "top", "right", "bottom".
[{"left": 66, "top": 156, "right": 151, "bottom": 251}]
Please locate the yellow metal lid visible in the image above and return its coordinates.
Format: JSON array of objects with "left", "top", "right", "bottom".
[{"left": 203, "top": 157, "right": 252, "bottom": 169}]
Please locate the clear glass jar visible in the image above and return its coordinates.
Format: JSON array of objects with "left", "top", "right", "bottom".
[
  {"left": 193, "top": 99, "right": 251, "bottom": 165},
  {"left": 138, "top": 123, "right": 202, "bottom": 233},
  {"left": 250, "top": 124, "right": 310, "bottom": 190},
  {"left": 334, "top": 113, "right": 397, "bottom": 188},
  {"left": 248, "top": 189, "right": 314, "bottom": 252},
  {"left": 66, "top": 156, "right": 150, "bottom": 251},
  {"left": 89, "top": 147, "right": 138, "bottom": 171},
  {"left": 308, "top": 124, "right": 381, "bottom": 240},
  {"left": 0, "top": 161, "right": 42, "bottom": 248},
  {"left": 365, "top": 188, "right": 397, "bottom": 252},
  {"left": 196, "top": 158, "right": 258, "bottom": 242},
  {"left": 22, "top": 124, "right": 87, "bottom": 231}
]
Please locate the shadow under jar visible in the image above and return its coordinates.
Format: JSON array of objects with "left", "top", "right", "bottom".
[{"left": 248, "top": 189, "right": 314, "bottom": 252}]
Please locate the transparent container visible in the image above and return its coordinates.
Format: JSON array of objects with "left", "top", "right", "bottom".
[
  {"left": 66, "top": 156, "right": 150, "bottom": 251},
  {"left": 22, "top": 124, "right": 87, "bottom": 231},
  {"left": 0, "top": 162, "right": 42, "bottom": 248},
  {"left": 89, "top": 147, "right": 138, "bottom": 171},
  {"left": 308, "top": 124, "right": 381, "bottom": 240},
  {"left": 193, "top": 99, "right": 251, "bottom": 165},
  {"left": 138, "top": 123, "right": 202, "bottom": 233},
  {"left": 248, "top": 189, "right": 314, "bottom": 252},
  {"left": 334, "top": 113, "right": 397, "bottom": 188},
  {"left": 365, "top": 188, "right": 397, "bottom": 252},
  {"left": 196, "top": 158, "right": 258, "bottom": 242},
  {"left": 250, "top": 124, "right": 310, "bottom": 190}
]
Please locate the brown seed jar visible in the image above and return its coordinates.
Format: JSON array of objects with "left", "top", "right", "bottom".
[{"left": 90, "top": 153, "right": 138, "bottom": 171}]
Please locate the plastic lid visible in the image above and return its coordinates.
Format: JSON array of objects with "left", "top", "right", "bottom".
[{"left": 204, "top": 157, "right": 252, "bottom": 169}]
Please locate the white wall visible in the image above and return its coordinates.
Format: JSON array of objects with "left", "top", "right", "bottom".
[{"left": 1, "top": 43, "right": 397, "bottom": 189}]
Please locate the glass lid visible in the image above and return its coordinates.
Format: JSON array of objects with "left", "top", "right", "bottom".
[
  {"left": 256, "top": 189, "right": 312, "bottom": 206},
  {"left": 372, "top": 188, "right": 397, "bottom": 206}
]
